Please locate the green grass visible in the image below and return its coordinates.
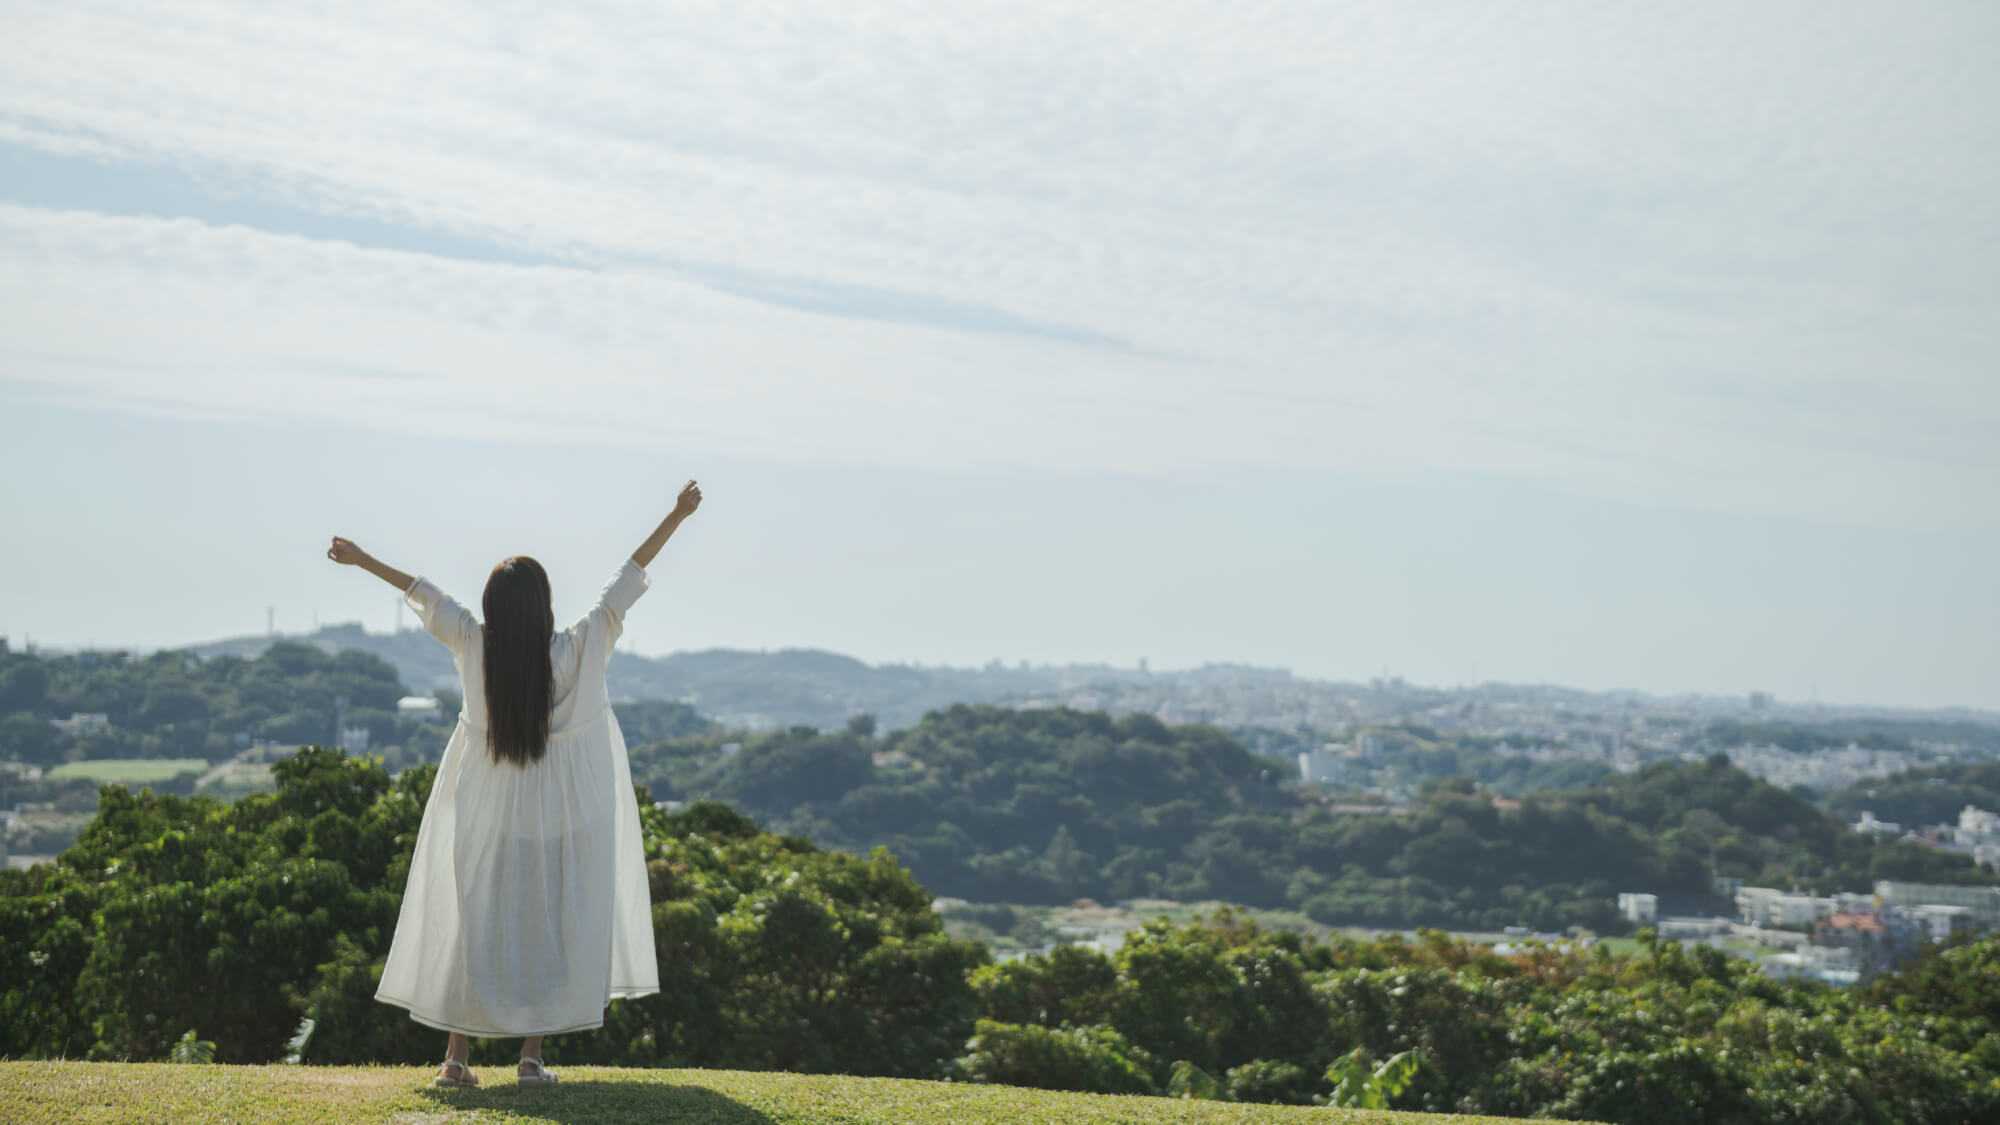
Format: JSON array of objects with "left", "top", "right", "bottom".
[
  {"left": 0, "top": 1062, "right": 1570, "bottom": 1124},
  {"left": 44, "top": 759, "right": 209, "bottom": 785},
  {"left": 197, "top": 761, "right": 276, "bottom": 797}
]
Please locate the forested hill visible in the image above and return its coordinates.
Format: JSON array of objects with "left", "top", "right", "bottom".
[
  {"left": 0, "top": 641, "right": 716, "bottom": 780},
  {"left": 187, "top": 627, "right": 1184, "bottom": 730},
  {"left": 0, "top": 642, "right": 407, "bottom": 765},
  {"left": 1823, "top": 761, "right": 2000, "bottom": 829},
  {"left": 631, "top": 705, "right": 1993, "bottom": 934},
  {"left": 6, "top": 639, "right": 1994, "bottom": 937}
]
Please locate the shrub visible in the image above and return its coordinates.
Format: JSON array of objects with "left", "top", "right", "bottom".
[{"left": 951, "top": 1020, "right": 1157, "bottom": 1095}]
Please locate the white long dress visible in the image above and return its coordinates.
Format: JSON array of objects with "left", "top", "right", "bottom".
[{"left": 374, "top": 558, "right": 660, "bottom": 1036}]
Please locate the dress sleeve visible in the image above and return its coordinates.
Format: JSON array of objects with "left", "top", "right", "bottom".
[
  {"left": 403, "top": 576, "right": 479, "bottom": 655},
  {"left": 587, "top": 558, "right": 652, "bottom": 647}
]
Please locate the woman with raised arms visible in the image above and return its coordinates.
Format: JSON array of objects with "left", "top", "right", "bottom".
[{"left": 326, "top": 479, "right": 702, "bottom": 1087}]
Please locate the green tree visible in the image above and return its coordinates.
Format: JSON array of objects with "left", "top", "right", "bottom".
[
  {"left": 561, "top": 800, "right": 988, "bottom": 1078},
  {"left": 950, "top": 1020, "right": 1157, "bottom": 1095},
  {"left": 167, "top": 1028, "right": 215, "bottom": 1064},
  {"left": 1321, "top": 1047, "right": 1420, "bottom": 1110},
  {"left": 0, "top": 659, "right": 51, "bottom": 714}
]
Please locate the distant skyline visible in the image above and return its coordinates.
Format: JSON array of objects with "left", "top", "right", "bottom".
[
  {"left": 21, "top": 620, "right": 2000, "bottom": 724},
  {"left": 2, "top": 3, "right": 1995, "bottom": 710}
]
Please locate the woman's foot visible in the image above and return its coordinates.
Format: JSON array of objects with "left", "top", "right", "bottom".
[
  {"left": 432, "top": 1058, "right": 479, "bottom": 1087},
  {"left": 517, "top": 1057, "right": 559, "bottom": 1087}
]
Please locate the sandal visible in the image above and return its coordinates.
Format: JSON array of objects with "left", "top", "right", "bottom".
[
  {"left": 518, "top": 1057, "right": 559, "bottom": 1087},
  {"left": 431, "top": 1059, "right": 479, "bottom": 1088}
]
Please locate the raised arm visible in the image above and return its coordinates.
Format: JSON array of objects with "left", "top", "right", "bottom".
[
  {"left": 631, "top": 480, "right": 703, "bottom": 569},
  {"left": 327, "top": 537, "right": 416, "bottom": 593}
]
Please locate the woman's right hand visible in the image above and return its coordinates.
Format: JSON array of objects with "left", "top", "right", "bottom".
[
  {"left": 633, "top": 482, "right": 703, "bottom": 567},
  {"left": 673, "top": 479, "right": 702, "bottom": 519},
  {"left": 327, "top": 536, "right": 368, "bottom": 565}
]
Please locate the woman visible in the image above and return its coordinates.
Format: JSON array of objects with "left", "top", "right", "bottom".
[{"left": 326, "top": 479, "right": 702, "bottom": 1087}]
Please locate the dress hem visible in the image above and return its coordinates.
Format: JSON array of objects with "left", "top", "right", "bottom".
[{"left": 375, "top": 986, "right": 662, "bottom": 1039}]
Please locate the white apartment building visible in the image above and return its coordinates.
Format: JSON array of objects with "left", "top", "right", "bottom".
[
  {"left": 49, "top": 712, "right": 110, "bottom": 736},
  {"left": 1852, "top": 810, "right": 1901, "bottom": 836},
  {"left": 1908, "top": 904, "right": 1977, "bottom": 943},
  {"left": 1874, "top": 880, "right": 2000, "bottom": 923},
  {"left": 397, "top": 695, "right": 443, "bottom": 718},
  {"left": 1617, "top": 893, "right": 1658, "bottom": 924},
  {"left": 1297, "top": 743, "right": 1351, "bottom": 783},
  {"left": 1960, "top": 806, "right": 2000, "bottom": 839},
  {"left": 1735, "top": 887, "right": 1845, "bottom": 929}
]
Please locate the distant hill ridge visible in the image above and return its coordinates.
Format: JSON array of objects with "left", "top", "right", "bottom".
[
  {"left": 187, "top": 625, "right": 1188, "bottom": 732},
  {"left": 176, "top": 624, "right": 2000, "bottom": 736}
]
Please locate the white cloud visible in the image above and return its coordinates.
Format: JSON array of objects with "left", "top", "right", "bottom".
[
  {"left": 1, "top": 203, "right": 1990, "bottom": 531},
  {"left": 0, "top": 204, "right": 1284, "bottom": 474},
  {"left": 0, "top": 2, "right": 1995, "bottom": 527}
]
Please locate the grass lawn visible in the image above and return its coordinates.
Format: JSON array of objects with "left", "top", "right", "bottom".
[
  {"left": 197, "top": 761, "right": 277, "bottom": 797},
  {"left": 0, "top": 1061, "right": 1569, "bottom": 1125},
  {"left": 45, "top": 759, "right": 208, "bottom": 785}
]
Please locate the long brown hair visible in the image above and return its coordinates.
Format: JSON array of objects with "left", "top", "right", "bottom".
[{"left": 481, "top": 556, "right": 554, "bottom": 767}]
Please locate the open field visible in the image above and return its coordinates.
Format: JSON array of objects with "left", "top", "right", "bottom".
[
  {"left": 0, "top": 1062, "right": 1567, "bottom": 1125},
  {"left": 195, "top": 760, "right": 276, "bottom": 797},
  {"left": 45, "top": 759, "right": 208, "bottom": 785},
  {"left": 940, "top": 897, "right": 1349, "bottom": 953},
  {"left": 939, "top": 897, "right": 1523, "bottom": 956},
  {"left": 2, "top": 808, "right": 93, "bottom": 856}
]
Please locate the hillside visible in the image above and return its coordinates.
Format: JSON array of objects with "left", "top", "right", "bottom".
[
  {"left": 0, "top": 1062, "right": 1551, "bottom": 1124},
  {"left": 10, "top": 749, "right": 2000, "bottom": 1123},
  {"left": 99, "top": 623, "right": 2000, "bottom": 743},
  {"left": 638, "top": 707, "right": 1995, "bottom": 931},
  {"left": 186, "top": 627, "right": 1172, "bottom": 730},
  {"left": 1823, "top": 760, "right": 2000, "bottom": 828}
]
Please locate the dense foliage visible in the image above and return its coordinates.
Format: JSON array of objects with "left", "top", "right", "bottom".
[
  {"left": 1705, "top": 719, "right": 1915, "bottom": 755},
  {"left": 0, "top": 747, "right": 421, "bottom": 1062},
  {"left": 0, "top": 643, "right": 710, "bottom": 779},
  {"left": 7, "top": 638, "right": 1989, "bottom": 936},
  {"left": 1824, "top": 761, "right": 2000, "bottom": 830},
  {"left": 634, "top": 707, "right": 1991, "bottom": 932},
  {"left": 0, "top": 642, "right": 709, "bottom": 855},
  {"left": 5, "top": 745, "right": 2000, "bottom": 1122},
  {"left": 1708, "top": 717, "right": 2000, "bottom": 757},
  {"left": 960, "top": 916, "right": 2000, "bottom": 1122},
  {"left": 0, "top": 643, "right": 409, "bottom": 766},
  {"left": 0, "top": 748, "right": 984, "bottom": 1073},
  {"left": 608, "top": 698, "right": 718, "bottom": 746}
]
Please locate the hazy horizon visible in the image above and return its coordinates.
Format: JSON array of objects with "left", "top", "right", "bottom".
[{"left": 13, "top": 582, "right": 1997, "bottom": 721}]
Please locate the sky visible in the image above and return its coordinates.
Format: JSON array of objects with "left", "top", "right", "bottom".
[{"left": 1, "top": 1, "right": 1995, "bottom": 711}]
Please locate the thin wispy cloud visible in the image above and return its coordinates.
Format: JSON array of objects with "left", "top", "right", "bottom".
[{"left": 0, "top": 1, "right": 1995, "bottom": 528}]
